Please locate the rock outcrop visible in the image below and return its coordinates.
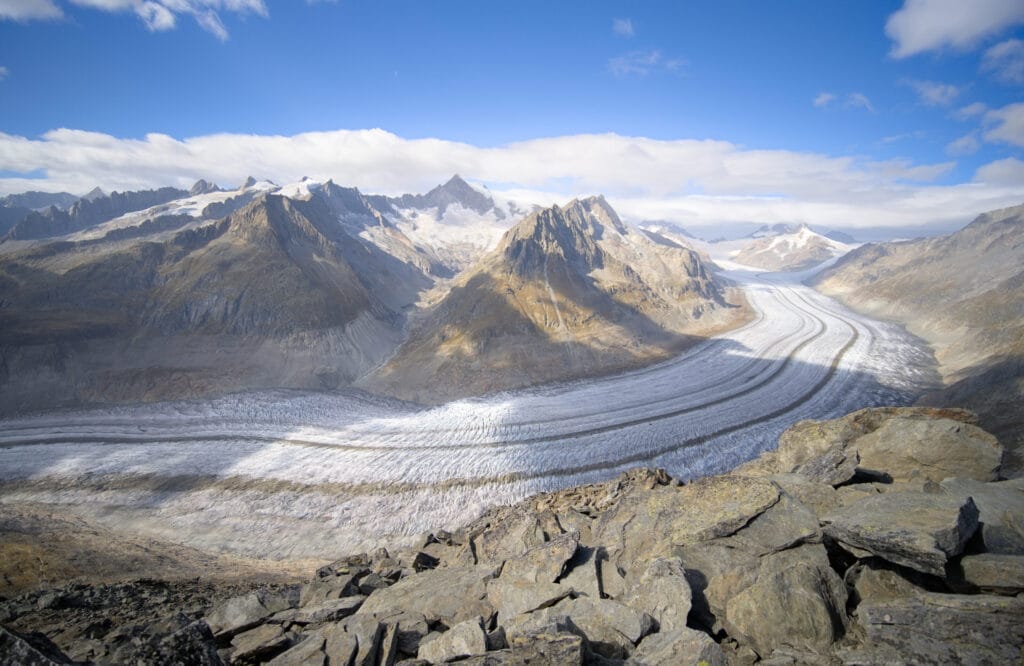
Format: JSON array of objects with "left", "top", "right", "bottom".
[{"left": 2, "top": 406, "right": 1022, "bottom": 664}]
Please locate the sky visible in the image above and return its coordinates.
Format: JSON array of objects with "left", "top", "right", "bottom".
[{"left": 1, "top": 0, "right": 1023, "bottom": 238}]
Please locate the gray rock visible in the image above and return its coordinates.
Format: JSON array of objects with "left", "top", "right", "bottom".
[
  {"left": 722, "top": 547, "right": 847, "bottom": 657},
  {"left": 857, "top": 592, "right": 1024, "bottom": 663},
  {"left": 558, "top": 546, "right": 602, "bottom": 598},
  {"left": 292, "top": 596, "right": 365, "bottom": 624},
  {"left": 547, "top": 596, "right": 655, "bottom": 659},
  {"left": 206, "top": 590, "right": 286, "bottom": 638},
  {"left": 854, "top": 416, "right": 1003, "bottom": 483},
  {"left": 621, "top": 556, "right": 693, "bottom": 632},
  {"left": 941, "top": 476, "right": 1024, "bottom": 553},
  {"left": 322, "top": 623, "right": 357, "bottom": 666},
  {"left": 229, "top": 623, "right": 294, "bottom": 664},
  {"left": 337, "top": 615, "right": 383, "bottom": 666},
  {"left": 0, "top": 626, "right": 73, "bottom": 665},
  {"left": 956, "top": 553, "right": 1024, "bottom": 593},
  {"left": 417, "top": 618, "right": 487, "bottom": 663},
  {"left": 265, "top": 632, "right": 326, "bottom": 666},
  {"left": 299, "top": 572, "right": 361, "bottom": 606},
  {"left": 848, "top": 560, "right": 928, "bottom": 605},
  {"left": 486, "top": 579, "right": 572, "bottom": 621},
  {"left": 498, "top": 531, "right": 578, "bottom": 583},
  {"left": 768, "top": 474, "right": 842, "bottom": 518},
  {"left": 792, "top": 443, "right": 858, "bottom": 486},
  {"left": 627, "top": 627, "right": 725, "bottom": 666},
  {"left": 822, "top": 491, "right": 979, "bottom": 575},
  {"left": 379, "top": 621, "right": 400, "bottom": 666},
  {"left": 357, "top": 566, "right": 496, "bottom": 626}
]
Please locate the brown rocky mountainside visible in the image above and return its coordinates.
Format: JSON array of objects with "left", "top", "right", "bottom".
[
  {"left": 0, "top": 193, "right": 424, "bottom": 415},
  {"left": 811, "top": 202, "right": 1024, "bottom": 471},
  {"left": 3, "top": 406, "right": 1021, "bottom": 664},
  {"left": 363, "top": 196, "right": 749, "bottom": 403}
]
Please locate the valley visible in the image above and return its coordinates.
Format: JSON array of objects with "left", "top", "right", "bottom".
[{"left": 0, "top": 265, "right": 934, "bottom": 562}]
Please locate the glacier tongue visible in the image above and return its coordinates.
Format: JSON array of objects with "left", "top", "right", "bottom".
[{"left": 0, "top": 269, "right": 935, "bottom": 559}]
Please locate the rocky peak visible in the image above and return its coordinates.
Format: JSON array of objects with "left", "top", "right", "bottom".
[
  {"left": 240, "top": 176, "right": 258, "bottom": 190},
  {"left": 498, "top": 197, "right": 620, "bottom": 278},
  {"left": 392, "top": 174, "right": 495, "bottom": 218},
  {"left": 82, "top": 186, "right": 105, "bottom": 201},
  {"left": 189, "top": 179, "right": 219, "bottom": 196}
]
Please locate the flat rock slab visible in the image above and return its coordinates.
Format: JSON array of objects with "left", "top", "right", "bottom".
[
  {"left": 291, "top": 596, "right": 365, "bottom": 624},
  {"left": 822, "top": 491, "right": 979, "bottom": 576},
  {"left": 941, "top": 476, "right": 1024, "bottom": 554},
  {"left": 854, "top": 416, "right": 1002, "bottom": 483},
  {"left": 498, "top": 531, "right": 578, "bottom": 584},
  {"left": 857, "top": 592, "right": 1024, "bottom": 664},
  {"left": 417, "top": 619, "right": 487, "bottom": 663},
  {"left": 206, "top": 589, "right": 297, "bottom": 638},
  {"left": 357, "top": 566, "right": 495, "bottom": 626},
  {"left": 957, "top": 553, "right": 1024, "bottom": 593},
  {"left": 486, "top": 580, "right": 572, "bottom": 621},
  {"left": 627, "top": 627, "right": 725, "bottom": 666}
]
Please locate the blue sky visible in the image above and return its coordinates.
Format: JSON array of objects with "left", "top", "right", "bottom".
[{"left": 1, "top": 0, "right": 1023, "bottom": 236}]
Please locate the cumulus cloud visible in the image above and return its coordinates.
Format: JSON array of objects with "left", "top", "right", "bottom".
[
  {"left": 0, "top": 65, "right": 8, "bottom": 80},
  {"left": 0, "top": 0, "right": 267, "bottom": 37},
  {"left": 612, "top": 18, "right": 634, "bottom": 37},
  {"left": 1, "top": 128, "right": 1021, "bottom": 233},
  {"left": 983, "top": 38, "right": 1024, "bottom": 84},
  {"left": 983, "top": 102, "right": 1024, "bottom": 147},
  {"left": 974, "top": 156, "right": 1024, "bottom": 184},
  {"left": 0, "top": 0, "right": 63, "bottom": 20},
  {"left": 905, "top": 79, "right": 960, "bottom": 106},
  {"left": 608, "top": 49, "right": 684, "bottom": 77},
  {"left": 886, "top": 0, "right": 1024, "bottom": 58},
  {"left": 813, "top": 92, "right": 836, "bottom": 108}
]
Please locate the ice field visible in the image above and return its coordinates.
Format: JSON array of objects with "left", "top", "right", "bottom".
[{"left": 0, "top": 267, "right": 937, "bottom": 559}]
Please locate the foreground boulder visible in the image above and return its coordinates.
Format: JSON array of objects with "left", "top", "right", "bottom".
[{"left": 822, "top": 491, "right": 979, "bottom": 576}]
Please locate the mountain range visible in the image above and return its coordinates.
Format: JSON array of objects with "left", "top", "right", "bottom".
[{"left": 0, "top": 176, "right": 738, "bottom": 414}]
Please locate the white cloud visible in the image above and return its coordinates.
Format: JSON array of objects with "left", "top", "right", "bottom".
[
  {"left": 0, "top": 0, "right": 267, "bottom": 37},
  {"left": 886, "top": 0, "right": 1024, "bottom": 58},
  {"left": 0, "top": 65, "right": 8, "bottom": 80},
  {"left": 813, "top": 92, "right": 836, "bottom": 108},
  {"left": 946, "top": 131, "right": 980, "bottom": 155},
  {"left": 0, "top": 0, "right": 63, "bottom": 20},
  {"left": 608, "top": 49, "right": 684, "bottom": 77},
  {"left": 1, "top": 128, "right": 1021, "bottom": 233},
  {"left": 954, "top": 101, "right": 989, "bottom": 120},
  {"left": 846, "top": 92, "right": 874, "bottom": 112},
  {"left": 983, "top": 38, "right": 1024, "bottom": 84},
  {"left": 905, "top": 79, "right": 960, "bottom": 106},
  {"left": 612, "top": 17, "right": 634, "bottom": 37},
  {"left": 983, "top": 102, "right": 1024, "bottom": 147},
  {"left": 974, "top": 156, "right": 1024, "bottom": 184}
]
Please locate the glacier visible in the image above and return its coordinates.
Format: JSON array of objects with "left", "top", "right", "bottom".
[{"left": 0, "top": 266, "right": 936, "bottom": 559}]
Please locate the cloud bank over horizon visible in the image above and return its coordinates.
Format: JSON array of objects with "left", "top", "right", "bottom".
[{"left": 2, "top": 126, "right": 1022, "bottom": 234}]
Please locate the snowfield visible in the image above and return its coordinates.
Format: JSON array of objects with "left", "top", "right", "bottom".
[{"left": 0, "top": 266, "right": 936, "bottom": 559}]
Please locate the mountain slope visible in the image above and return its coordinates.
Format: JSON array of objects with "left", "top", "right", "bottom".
[
  {"left": 0, "top": 194, "right": 415, "bottom": 413},
  {"left": 732, "top": 224, "right": 852, "bottom": 271},
  {"left": 811, "top": 203, "right": 1024, "bottom": 467},
  {"left": 362, "top": 196, "right": 749, "bottom": 402}
]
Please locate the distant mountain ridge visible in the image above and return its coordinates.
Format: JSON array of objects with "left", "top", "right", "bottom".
[{"left": 732, "top": 224, "right": 852, "bottom": 271}]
